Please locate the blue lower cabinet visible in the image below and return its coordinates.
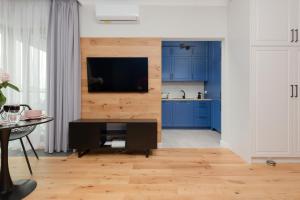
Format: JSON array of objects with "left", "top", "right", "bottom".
[
  {"left": 193, "top": 101, "right": 211, "bottom": 128},
  {"left": 162, "top": 101, "right": 173, "bottom": 128},
  {"left": 172, "top": 101, "right": 194, "bottom": 127},
  {"left": 162, "top": 101, "right": 212, "bottom": 128},
  {"left": 211, "top": 100, "right": 221, "bottom": 132}
]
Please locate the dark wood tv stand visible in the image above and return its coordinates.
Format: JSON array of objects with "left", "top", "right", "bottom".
[{"left": 69, "top": 119, "right": 157, "bottom": 157}]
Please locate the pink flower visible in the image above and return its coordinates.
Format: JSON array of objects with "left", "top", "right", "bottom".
[
  {"left": 2, "top": 73, "right": 10, "bottom": 82},
  {"left": 0, "top": 71, "right": 10, "bottom": 82}
]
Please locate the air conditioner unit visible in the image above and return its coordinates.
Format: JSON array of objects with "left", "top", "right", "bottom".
[{"left": 96, "top": 4, "right": 139, "bottom": 24}]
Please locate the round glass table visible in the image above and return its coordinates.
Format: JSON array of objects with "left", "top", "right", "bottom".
[{"left": 0, "top": 117, "right": 53, "bottom": 199}]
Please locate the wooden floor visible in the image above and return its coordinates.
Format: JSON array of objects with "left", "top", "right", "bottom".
[{"left": 7, "top": 148, "right": 300, "bottom": 200}]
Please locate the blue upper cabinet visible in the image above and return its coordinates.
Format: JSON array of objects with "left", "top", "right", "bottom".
[
  {"left": 192, "top": 42, "right": 208, "bottom": 55},
  {"left": 162, "top": 47, "right": 172, "bottom": 81},
  {"left": 192, "top": 56, "right": 208, "bottom": 81},
  {"left": 192, "top": 43, "right": 208, "bottom": 81},
  {"left": 205, "top": 42, "right": 221, "bottom": 100},
  {"left": 162, "top": 41, "right": 208, "bottom": 82},
  {"left": 172, "top": 56, "right": 192, "bottom": 81},
  {"left": 172, "top": 46, "right": 192, "bottom": 56}
]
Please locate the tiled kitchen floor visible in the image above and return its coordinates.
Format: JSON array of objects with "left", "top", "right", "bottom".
[{"left": 159, "top": 129, "right": 221, "bottom": 148}]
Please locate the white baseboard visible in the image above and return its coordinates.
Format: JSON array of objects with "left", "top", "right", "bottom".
[
  {"left": 252, "top": 157, "right": 300, "bottom": 163},
  {"left": 220, "top": 139, "right": 230, "bottom": 148},
  {"left": 157, "top": 142, "right": 163, "bottom": 148},
  {"left": 219, "top": 140, "right": 252, "bottom": 163}
]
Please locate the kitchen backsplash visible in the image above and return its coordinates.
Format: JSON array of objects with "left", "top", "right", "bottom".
[{"left": 162, "top": 82, "right": 205, "bottom": 99}]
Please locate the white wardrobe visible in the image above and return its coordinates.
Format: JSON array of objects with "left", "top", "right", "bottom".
[{"left": 228, "top": 0, "right": 300, "bottom": 162}]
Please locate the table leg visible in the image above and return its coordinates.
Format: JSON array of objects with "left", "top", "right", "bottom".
[
  {"left": 0, "top": 129, "right": 37, "bottom": 199},
  {"left": 0, "top": 129, "right": 13, "bottom": 193}
]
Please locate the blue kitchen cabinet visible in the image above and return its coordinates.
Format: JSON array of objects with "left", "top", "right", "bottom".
[
  {"left": 211, "top": 100, "right": 221, "bottom": 132},
  {"left": 205, "top": 41, "right": 221, "bottom": 132},
  {"left": 191, "top": 43, "right": 208, "bottom": 81},
  {"left": 192, "top": 42, "right": 208, "bottom": 55},
  {"left": 205, "top": 42, "right": 221, "bottom": 100},
  {"left": 162, "top": 47, "right": 172, "bottom": 81},
  {"left": 192, "top": 56, "right": 208, "bottom": 81},
  {"left": 162, "top": 101, "right": 173, "bottom": 127},
  {"left": 172, "top": 46, "right": 193, "bottom": 56},
  {"left": 162, "top": 42, "right": 208, "bottom": 82},
  {"left": 172, "top": 56, "right": 192, "bottom": 81},
  {"left": 211, "top": 42, "right": 221, "bottom": 100},
  {"left": 162, "top": 101, "right": 211, "bottom": 128},
  {"left": 193, "top": 101, "right": 211, "bottom": 127},
  {"left": 172, "top": 101, "right": 194, "bottom": 127},
  {"left": 162, "top": 46, "right": 172, "bottom": 56}
]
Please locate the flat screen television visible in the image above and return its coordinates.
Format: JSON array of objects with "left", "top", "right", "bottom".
[{"left": 87, "top": 57, "right": 148, "bottom": 92}]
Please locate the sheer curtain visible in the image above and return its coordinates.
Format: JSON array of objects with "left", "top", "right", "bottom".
[{"left": 0, "top": 0, "right": 51, "bottom": 149}]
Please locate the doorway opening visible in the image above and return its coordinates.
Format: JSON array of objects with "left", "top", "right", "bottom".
[{"left": 160, "top": 40, "right": 221, "bottom": 148}]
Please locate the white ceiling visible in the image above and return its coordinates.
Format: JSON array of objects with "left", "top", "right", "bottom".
[{"left": 78, "top": 0, "right": 228, "bottom": 6}]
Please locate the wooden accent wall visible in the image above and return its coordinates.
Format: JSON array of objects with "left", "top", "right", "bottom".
[{"left": 81, "top": 38, "right": 162, "bottom": 141}]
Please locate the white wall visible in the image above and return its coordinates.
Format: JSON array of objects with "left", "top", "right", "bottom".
[
  {"left": 224, "top": 0, "right": 251, "bottom": 162},
  {"left": 79, "top": 1, "right": 256, "bottom": 161},
  {"left": 80, "top": 4, "right": 227, "bottom": 38}
]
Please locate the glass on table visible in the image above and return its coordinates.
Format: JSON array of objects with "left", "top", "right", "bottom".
[
  {"left": 3, "top": 105, "right": 10, "bottom": 112},
  {"left": 5, "top": 105, "right": 21, "bottom": 124}
]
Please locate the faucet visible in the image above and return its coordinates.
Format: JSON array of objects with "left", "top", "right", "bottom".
[
  {"left": 180, "top": 90, "right": 186, "bottom": 99},
  {"left": 166, "top": 92, "right": 170, "bottom": 99}
]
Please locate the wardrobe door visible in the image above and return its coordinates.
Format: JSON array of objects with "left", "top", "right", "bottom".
[
  {"left": 251, "top": 0, "right": 295, "bottom": 46},
  {"left": 293, "top": 0, "right": 300, "bottom": 46},
  {"left": 294, "top": 48, "right": 300, "bottom": 155},
  {"left": 252, "top": 47, "right": 294, "bottom": 156}
]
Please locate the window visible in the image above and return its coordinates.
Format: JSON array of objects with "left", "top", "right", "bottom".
[{"left": 0, "top": 31, "right": 48, "bottom": 149}]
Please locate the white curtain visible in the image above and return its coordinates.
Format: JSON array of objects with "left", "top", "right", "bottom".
[{"left": 0, "top": 0, "right": 51, "bottom": 149}]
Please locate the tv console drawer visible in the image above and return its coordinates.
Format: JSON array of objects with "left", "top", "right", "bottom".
[
  {"left": 126, "top": 123, "right": 157, "bottom": 150},
  {"left": 69, "top": 122, "right": 106, "bottom": 150}
]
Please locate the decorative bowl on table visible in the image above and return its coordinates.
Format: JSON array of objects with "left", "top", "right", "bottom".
[{"left": 21, "top": 110, "right": 45, "bottom": 120}]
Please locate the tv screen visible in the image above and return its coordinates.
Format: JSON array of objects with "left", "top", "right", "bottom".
[{"left": 87, "top": 57, "right": 148, "bottom": 92}]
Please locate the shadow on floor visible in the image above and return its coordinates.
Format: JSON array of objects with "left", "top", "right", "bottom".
[{"left": 7, "top": 149, "right": 72, "bottom": 157}]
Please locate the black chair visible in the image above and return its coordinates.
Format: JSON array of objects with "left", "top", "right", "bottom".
[{"left": 0, "top": 104, "right": 39, "bottom": 175}]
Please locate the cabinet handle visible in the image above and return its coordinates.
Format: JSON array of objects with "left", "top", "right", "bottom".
[
  {"left": 291, "top": 29, "right": 295, "bottom": 43},
  {"left": 296, "top": 85, "right": 298, "bottom": 98},
  {"left": 296, "top": 29, "right": 299, "bottom": 43},
  {"left": 291, "top": 85, "right": 294, "bottom": 98}
]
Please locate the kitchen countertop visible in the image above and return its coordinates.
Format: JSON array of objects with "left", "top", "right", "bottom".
[{"left": 162, "top": 98, "right": 212, "bottom": 101}]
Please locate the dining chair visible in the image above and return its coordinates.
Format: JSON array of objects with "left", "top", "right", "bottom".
[{"left": 0, "top": 104, "right": 39, "bottom": 175}]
